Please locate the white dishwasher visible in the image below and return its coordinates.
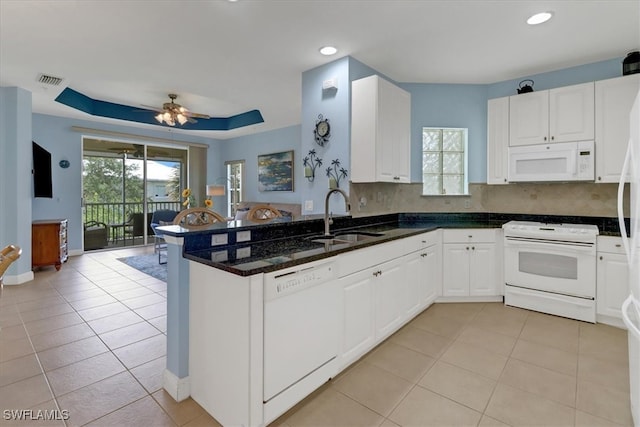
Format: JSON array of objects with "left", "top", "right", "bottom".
[{"left": 263, "top": 258, "right": 339, "bottom": 404}]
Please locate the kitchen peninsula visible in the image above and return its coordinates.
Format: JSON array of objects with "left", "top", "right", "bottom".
[{"left": 158, "top": 212, "right": 623, "bottom": 426}]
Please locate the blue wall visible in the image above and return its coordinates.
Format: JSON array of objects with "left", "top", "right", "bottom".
[
  {"left": 487, "top": 57, "right": 623, "bottom": 99},
  {"left": 31, "top": 113, "right": 215, "bottom": 252},
  {"left": 299, "top": 56, "right": 352, "bottom": 215},
  {"left": 400, "top": 83, "right": 488, "bottom": 183},
  {"left": 212, "top": 56, "right": 626, "bottom": 207},
  {"left": 0, "top": 87, "right": 33, "bottom": 280},
  {"left": 210, "top": 125, "right": 302, "bottom": 213},
  {"left": 212, "top": 56, "right": 386, "bottom": 216}
]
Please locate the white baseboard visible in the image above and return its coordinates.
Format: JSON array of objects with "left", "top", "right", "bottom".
[
  {"left": 3, "top": 270, "right": 34, "bottom": 285},
  {"left": 597, "top": 314, "right": 626, "bottom": 329},
  {"left": 69, "top": 249, "right": 83, "bottom": 257},
  {"left": 435, "top": 295, "right": 503, "bottom": 303},
  {"left": 163, "top": 369, "right": 190, "bottom": 402}
]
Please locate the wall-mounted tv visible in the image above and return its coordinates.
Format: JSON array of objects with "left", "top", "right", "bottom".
[{"left": 32, "top": 141, "right": 53, "bottom": 198}]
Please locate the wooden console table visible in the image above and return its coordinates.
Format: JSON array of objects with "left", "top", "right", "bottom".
[{"left": 32, "top": 219, "right": 68, "bottom": 271}]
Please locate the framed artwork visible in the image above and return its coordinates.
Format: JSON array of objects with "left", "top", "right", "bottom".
[{"left": 258, "top": 150, "right": 294, "bottom": 192}]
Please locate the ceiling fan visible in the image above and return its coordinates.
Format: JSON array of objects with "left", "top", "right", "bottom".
[
  {"left": 143, "top": 94, "right": 210, "bottom": 126},
  {"left": 107, "top": 144, "right": 169, "bottom": 159}
]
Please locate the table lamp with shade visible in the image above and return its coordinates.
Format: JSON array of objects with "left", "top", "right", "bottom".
[{"left": 206, "top": 184, "right": 226, "bottom": 209}]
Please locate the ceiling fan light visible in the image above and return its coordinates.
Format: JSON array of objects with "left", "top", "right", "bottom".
[
  {"left": 177, "top": 114, "right": 188, "bottom": 125},
  {"left": 155, "top": 113, "right": 164, "bottom": 123}
]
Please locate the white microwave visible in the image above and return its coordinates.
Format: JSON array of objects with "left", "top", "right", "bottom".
[{"left": 508, "top": 140, "right": 595, "bottom": 182}]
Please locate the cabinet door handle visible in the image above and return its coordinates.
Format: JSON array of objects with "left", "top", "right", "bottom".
[
  {"left": 600, "top": 256, "right": 603, "bottom": 260},
  {"left": 472, "top": 246, "right": 475, "bottom": 250},
  {"left": 544, "top": 136, "right": 547, "bottom": 141},
  {"left": 551, "top": 136, "right": 555, "bottom": 141},
  {"left": 421, "top": 253, "right": 428, "bottom": 257},
  {"left": 616, "top": 244, "right": 621, "bottom": 248},
  {"left": 466, "top": 246, "right": 470, "bottom": 250},
  {"left": 598, "top": 176, "right": 602, "bottom": 181}
]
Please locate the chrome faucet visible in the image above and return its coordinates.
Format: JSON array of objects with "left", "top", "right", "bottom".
[{"left": 324, "top": 188, "right": 350, "bottom": 236}]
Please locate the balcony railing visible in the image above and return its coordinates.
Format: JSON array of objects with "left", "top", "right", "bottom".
[{"left": 83, "top": 201, "right": 182, "bottom": 226}]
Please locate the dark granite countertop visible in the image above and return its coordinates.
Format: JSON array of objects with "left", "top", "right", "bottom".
[
  {"left": 166, "top": 212, "right": 627, "bottom": 277},
  {"left": 183, "top": 222, "right": 439, "bottom": 276}
]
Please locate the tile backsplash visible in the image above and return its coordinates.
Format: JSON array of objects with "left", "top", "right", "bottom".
[{"left": 349, "top": 182, "right": 629, "bottom": 218}]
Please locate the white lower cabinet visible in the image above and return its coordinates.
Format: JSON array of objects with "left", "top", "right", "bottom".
[
  {"left": 339, "top": 268, "right": 376, "bottom": 369},
  {"left": 405, "top": 241, "right": 441, "bottom": 317},
  {"left": 338, "top": 231, "right": 441, "bottom": 370},
  {"left": 442, "top": 229, "right": 502, "bottom": 299},
  {"left": 373, "top": 256, "right": 407, "bottom": 341},
  {"left": 596, "top": 236, "right": 630, "bottom": 326}
]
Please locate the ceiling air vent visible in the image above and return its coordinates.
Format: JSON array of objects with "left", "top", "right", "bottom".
[{"left": 37, "top": 73, "right": 64, "bottom": 86}]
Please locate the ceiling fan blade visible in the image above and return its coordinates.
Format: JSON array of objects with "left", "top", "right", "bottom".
[
  {"left": 140, "top": 104, "right": 163, "bottom": 112},
  {"left": 186, "top": 111, "right": 211, "bottom": 119}
]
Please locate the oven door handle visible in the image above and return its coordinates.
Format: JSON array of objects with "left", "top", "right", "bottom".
[{"left": 505, "top": 237, "right": 595, "bottom": 253}]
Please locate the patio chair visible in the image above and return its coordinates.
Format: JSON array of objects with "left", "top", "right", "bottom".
[
  {"left": 84, "top": 221, "right": 109, "bottom": 250},
  {"left": 123, "top": 213, "right": 145, "bottom": 244},
  {"left": 151, "top": 209, "right": 179, "bottom": 264}
]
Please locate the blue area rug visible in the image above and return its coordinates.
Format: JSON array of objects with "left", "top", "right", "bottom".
[{"left": 117, "top": 253, "right": 167, "bottom": 282}]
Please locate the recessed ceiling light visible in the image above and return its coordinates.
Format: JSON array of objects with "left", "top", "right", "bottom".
[
  {"left": 319, "top": 46, "right": 338, "bottom": 56},
  {"left": 527, "top": 12, "right": 553, "bottom": 25}
]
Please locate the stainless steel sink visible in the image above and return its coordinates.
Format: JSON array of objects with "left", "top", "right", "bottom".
[{"left": 310, "top": 231, "right": 384, "bottom": 245}]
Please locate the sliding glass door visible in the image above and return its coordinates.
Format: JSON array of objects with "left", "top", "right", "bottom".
[{"left": 82, "top": 138, "right": 188, "bottom": 250}]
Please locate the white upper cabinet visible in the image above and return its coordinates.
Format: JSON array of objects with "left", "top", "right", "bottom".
[
  {"left": 595, "top": 74, "right": 640, "bottom": 183},
  {"left": 509, "top": 82, "right": 594, "bottom": 146},
  {"left": 486, "top": 96, "right": 509, "bottom": 184},
  {"left": 351, "top": 75, "right": 411, "bottom": 183},
  {"left": 509, "top": 90, "right": 549, "bottom": 146}
]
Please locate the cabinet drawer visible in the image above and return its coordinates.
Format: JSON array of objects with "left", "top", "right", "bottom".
[
  {"left": 597, "top": 236, "right": 626, "bottom": 254},
  {"left": 418, "top": 230, "right": 441, "bottom": 248},
  {"left": 443, "top": 229, "right": 497, "bottom": 243}
]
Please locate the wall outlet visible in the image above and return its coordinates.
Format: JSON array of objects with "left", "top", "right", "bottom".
[
  {"left": 304, "top": 200, "right": 314, "bottom": 211},
  {"left": 211, "top": 233, "right": 228, "bottom": 246},
  {"left": 237, "top": 230, "right": 251, "bottom": 242},
  {"left": 210, "top": 250, "right": 228, "bottom": 262},
  {"left": 464, "top": 199, "right": 471, "bottom": 209},
  {"left": 236, "top": 247, "right": 251, "bottom": 259}
]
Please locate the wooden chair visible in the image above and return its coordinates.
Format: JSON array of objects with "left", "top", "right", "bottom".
[
  {"left": 172, "top": 208, "right": 226, "bottom": 229},
  {"left": 246, "top": 205, "right": 282, "bottom": 222},
  {"left": 0, "top": 244, "right": 22, "bottom": 288}
]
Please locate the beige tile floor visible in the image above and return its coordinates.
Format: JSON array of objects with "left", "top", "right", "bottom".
[{"left": 0, "top": 247, "right": 634, "bottom": 426}]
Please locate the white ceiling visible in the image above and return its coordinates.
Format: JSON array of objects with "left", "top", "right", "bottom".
[{"left": 1, "top": 0, "right": 638, "bottom": 140}]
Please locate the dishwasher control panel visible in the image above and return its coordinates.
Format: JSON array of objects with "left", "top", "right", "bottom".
[{"left": 264, "top": 261, "right": 336, "bottom": 301}]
